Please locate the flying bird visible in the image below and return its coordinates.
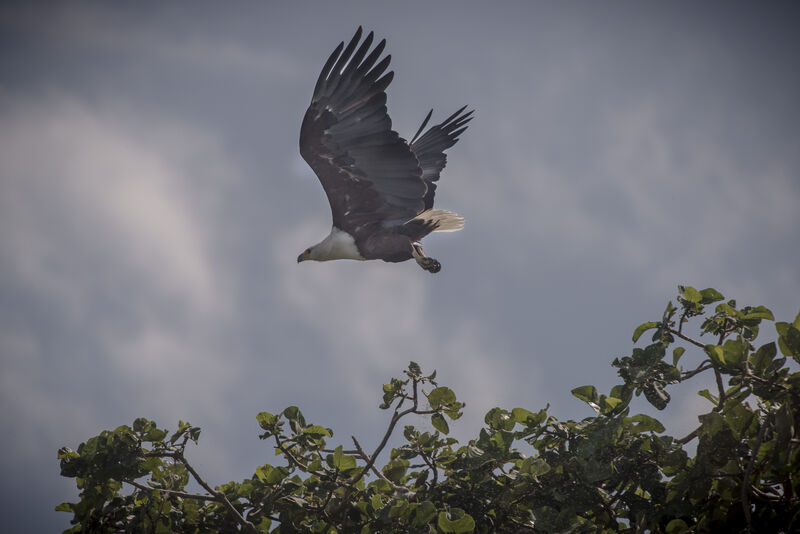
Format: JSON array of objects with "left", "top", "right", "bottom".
[{"left": 297, "top": 27, "right": 473, "bottom": 273}]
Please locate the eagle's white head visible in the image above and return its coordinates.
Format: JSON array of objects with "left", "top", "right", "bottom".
[{"left": 297, "top": 226, "right": 365, "bottom": 263}]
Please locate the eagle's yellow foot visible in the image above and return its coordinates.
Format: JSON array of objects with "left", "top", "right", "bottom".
[
  {"left": 418, "top": 257, "right": 441, "bottom": 273},
  {"left": 411, "top": 243, "right": 441, "bottom": 273}
]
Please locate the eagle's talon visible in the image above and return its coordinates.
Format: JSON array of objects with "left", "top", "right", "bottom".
[{"left": 418, "top": 257, "right": 441, "bottom": 273}]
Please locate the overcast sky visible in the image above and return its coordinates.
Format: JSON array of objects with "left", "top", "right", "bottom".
[{"left": 1, "top": 2, "right": 799, "bottom": 531}]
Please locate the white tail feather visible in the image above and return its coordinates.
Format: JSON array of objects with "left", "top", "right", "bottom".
[{"left": 412, "top": 209, "right": 465, "bottom": 233}]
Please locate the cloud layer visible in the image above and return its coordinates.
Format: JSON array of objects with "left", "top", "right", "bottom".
[{"left": 1, "top": 3, "right": 798, "bottom": 531}]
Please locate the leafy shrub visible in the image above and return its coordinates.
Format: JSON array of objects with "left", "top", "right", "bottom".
[{"left": 58, "top": 287, "right": 800, "bottom": 533}]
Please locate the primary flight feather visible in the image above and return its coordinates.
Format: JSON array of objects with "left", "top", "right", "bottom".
[{"left": 297, "top": 27, "right": 473, "bottom": 273}]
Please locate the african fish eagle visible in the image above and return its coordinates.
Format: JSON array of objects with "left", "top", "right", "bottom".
[{"left": 297, "top": 27, "right": 473, "bottom": 273}]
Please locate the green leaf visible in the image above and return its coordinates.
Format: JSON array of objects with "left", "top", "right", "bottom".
[
  {"left": 333, "top": 445, "right": 344, "bottom": 469},
  {"left": 743, "top": 305, "right": 774, "bottom": 321},
  {"left": 256, "top": 412, "right": 277, "bottom": 431},
  {"left": 679, "top": 285, "right": 702, "bottom": 304},
  {"left": 413, "top": 501, "right": 437, "bottom": 527},
  {"left": 600, "top": 396, "right": 622, "bottom": 413},
  {"left": 304, "top": 425, "right": 332, "bottom": 438},
  {"left": 724, "top": 402, "right": 754, "bottom": 434},
  {"left": 484, "top": 408, "right": 515, "bottom": 430},
  {"left": 437, "top": 509, "right": 475, "bottom": 533},
  {"left": 644, "top": 382, "right": 670, "bottom": 410},
  {"left": 666, "top": 518, "right": 690, "bottom": 534},
  {"left": 722, "top": 338, "right": 747, "bottom": 367},
  {"left": 519, "top": 457, "right": 550, "bottom": 477},
  {"left": 408, "top": 361, "right": 422, "bottom": 375},
  {"left": 55, "top": 502, "right": 74, "bottom": 513},
  {"left": 704, "top": 344, "right": 725, "bottom": 366},
  {"left": 571, "top": 385, "right": 598, "bottom": 405},
  {"left": 283, "top": 495, "right": 308, "bottom": 507},
  {"left": 133, "top": 418, "right": 150, "bottom": 433},
  {"left": 749, "top": 342, "right": 776, "bottom": 372},
  {"left": 57, "top": 447, "right": 78, "bottom": 461},
  {"left": 633, "top": 321, "right": 659, "bottom": 342},
  {"left": 610, "top": 384, "right": 632, "bottom": 404},
  {"left": 282, "top": 408, "right": 304, "bottom": 427},
  {"left": 699, "top": 412, "right": 724, "bottom": 438},
  {"left": 257, "top": 517, "right": 272, "bottom": 533},
  {"left": 144, "top": 427, "right": 167, "bottom": 442},
  {"left": 382, "top": 459, "right": 408, "bottom": 483},
  {"left": 388, "top": 500, "right": 409, "bottom": 519},
  {"left": 625, "top": 414, "right": 665, "bottom": 433},
  {"left": 776, "top": 322, "right": 800, "bottom": 357},
  {"left": 511, "top": 407, "right": 533, "bottom": 424},
  {"left": 431, "top": 413, "right": 449, "bottom": 434},
  {"left": 256, "top": 465, "right": 289, "bottom": 485},
  {"left": 715, "top": 301, "right": 739, "bottom": 318},
  {"left": 331, "top": 445, "right": 356, "bottom": 470},
  {"left": 697, "top": 389, "right": 718, "bottom": 404},
  {"left": 584, "top": 458, "right": 613, "bottom": 483},
  {"left": 699, "top": 288, "right": 724, "bottom": 304},
  {"left": 663, "top": 300, "right": 677, "bottom": 321},
  {"left": 793, "top": 309, "right": 800, "bottom": 330},
  {"left": 672, "top": 346, "right": 686, "bottom": 367},
  {"left": 512, "top": 407, "right": 547, "bottom": 426},
  {"left": 427, "top": 387, "right": 456, "bottom": 409}
]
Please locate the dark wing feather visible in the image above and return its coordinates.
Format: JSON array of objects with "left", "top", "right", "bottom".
[
  {"left": 410, "top": 106, "right": 474, "bottom": 209},
  {"left": 300, "top": 27, "right": 426, "bottom": 235}
]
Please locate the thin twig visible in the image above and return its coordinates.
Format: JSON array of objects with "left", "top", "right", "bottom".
[
  {"left": 681, "top": 362, "right": 713, "bottom": 380},
  {"left": 418, "top": 447, "right": 438, "bottom": 486},
  {"left": 125, "top": 479, "right": 217, "bottom": 502},
  {"left": 677, "top": 310, "right": 688, "bottom": 335},
  {"left": 321, "top": 448, "right": 359, "bottom": 455},
  {"left": 743, "top": 368, "right": 791, "bottom": 392},
  {"left": 750, "top": 485, "right": 782, "bottom": 502},
  {"left": 667, "top": 327, "right": 705, "bottom": 349},
  {"left": 177, "top": 451, "right": 259, "bottom": 534},
  {"left": 676, "top": 427, "right": 699, "bottom": 445},
  {"left": 741, "top": 423, "right": 766, "bottom": 533},
  {"left": 713, "top": 366, "right": 727, "bottom": 409},
  {"left": 333, "top": 377, "right": 432, "bottom": 520},
  {"left": 274, "top": 437, "right": 325, "bottom": 477},
  {"left": 126, "top": 479, "right": 282, "bottom": 524},
  {"left": 347, "top": 379, "right": 422, "bottom": 489},
  {"left": 351, "top": 436, "right": 410, "bottom": 492}
]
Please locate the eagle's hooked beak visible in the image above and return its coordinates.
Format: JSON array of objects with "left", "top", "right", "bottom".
[{"left": 297, "top": 249, "right": 311, "bottom": 263}]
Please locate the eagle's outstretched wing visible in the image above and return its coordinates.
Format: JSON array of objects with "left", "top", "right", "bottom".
[
  {"left": 410, "top": 107, "right": 474, "bottom": 210},
  {"left": 299, "top": 27, "right": 426, "bottom": 235}
]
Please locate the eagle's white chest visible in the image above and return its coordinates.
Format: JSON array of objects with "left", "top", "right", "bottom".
[{"left": 311, "top": 226, "right": 365, "bottom": 261}]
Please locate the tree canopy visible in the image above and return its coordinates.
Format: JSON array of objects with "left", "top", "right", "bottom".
[{"left": 58, "top": 286, "right": 800, "bottom": 533}]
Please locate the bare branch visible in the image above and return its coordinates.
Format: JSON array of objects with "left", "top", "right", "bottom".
[
  {"left": 274, "top": 436, "right": 325, "bottom": 477},
  {"left": 667, "top": 327, "right": 705, "bottom": 349},
  {"left": 713, "top": 365, "right": 727, "bottom": 409},
  {"left": 417, "top": 445, "right": 438, "bottom": 486},
  {"left": 351, "top": 436, "right": 411, "bottom": 493},
  {"left": 321, "top": 448, "right": 359, "bottom": 455},
  {"left": 742, "top": 423, "right": 766, "bottom": 533},
  {"left": 347, "top": 403, "right": 403, "bottom": 488},
  {"left": 125, "top": 479, "right": 218, "bottom": 502},
  {"left": 676, "top": 427, "right": 699, "bottom": 445},
  {"left": 681, "top": 362, "right": 713, "bottom": 381},
  {"left": 332, "top": 376, "right": 432, "bottom": 519},
  {"left": 176, "top": 451, "right": 260, "bottom": 534}
]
